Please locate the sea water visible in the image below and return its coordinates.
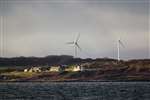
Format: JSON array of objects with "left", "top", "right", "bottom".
[{"left": 0, "top": 82, "right": 150, "bottom": 100}]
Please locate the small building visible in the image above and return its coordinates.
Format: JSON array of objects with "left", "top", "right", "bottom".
[
  {"left": 49, "top": 66, "right": 64, "bottom": 72},
  {"left": 24, "top": 69, "right": 28, "bottom": 72},
  {"left": 24, "top": 67, "right": 42, "bottom": 73},
  {"left": 73, "top": 65, "right": 84, "bottom": 72},
  {"left": 65, "top": 65, "right": 84, "bottom": 72}
]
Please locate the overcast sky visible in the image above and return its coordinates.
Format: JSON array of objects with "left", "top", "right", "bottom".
[{"left": 0, "top": 0, "right": 149, "bottom": 59}]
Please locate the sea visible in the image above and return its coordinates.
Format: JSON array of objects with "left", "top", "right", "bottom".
[{"left": 0, "top": 82, "right": 150, "bottom": 100}]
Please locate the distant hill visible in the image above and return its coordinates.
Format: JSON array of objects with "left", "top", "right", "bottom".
[
  {"left": 0, "top": 55, "right": 93, "bottom": 67},
  {"left": 0, "top": 55, "right": 150, "bottom": 69}
]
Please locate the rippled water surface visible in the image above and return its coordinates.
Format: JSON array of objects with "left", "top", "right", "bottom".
[{"left": 0, "top": 82, "right": 150, "bottom": 100}]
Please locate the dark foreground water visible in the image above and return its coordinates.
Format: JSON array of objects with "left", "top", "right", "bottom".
[{"left": 0, "top": 82, "right": 150, "bottom": 100}]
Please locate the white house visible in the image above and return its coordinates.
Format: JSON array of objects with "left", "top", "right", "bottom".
[
  {"left": 72, "top": 65, "right": 84, "bottom": 72},
  {"left": 24, "top": 69, "right": 28, "bottom": 72},
  {"left": 24, "top": 67, "right": 42, "bottom": 72},
  {"left": 49, "top": 66, "right": 64, "bottom": 72}
]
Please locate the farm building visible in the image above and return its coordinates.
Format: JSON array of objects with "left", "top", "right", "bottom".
[
  {"left": 49, "top": 66, "right": 64, "bottom": 72},
  {"left": 24, "top": 67, "right": 42, "bottom": 72},
  {"left": 65, "top": 65, "right": 84, "bottom": 72}
]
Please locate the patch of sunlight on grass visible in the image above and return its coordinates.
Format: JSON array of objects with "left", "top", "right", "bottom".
[{"left": 1, "top": 71, "right": 40, "bottom": 78}]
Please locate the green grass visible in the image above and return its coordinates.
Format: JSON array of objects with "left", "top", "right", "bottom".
[{"left": 1, "top": 71, "right": 40, "bottom": 78}]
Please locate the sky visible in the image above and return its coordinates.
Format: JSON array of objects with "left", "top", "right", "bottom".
[{"left": 0, "top": 0, "right": 149, "bottom": 59}]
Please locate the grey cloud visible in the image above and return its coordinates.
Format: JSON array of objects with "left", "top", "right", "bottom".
[{"left": 0, "top": 0, "right": 149, "bottom": 59}]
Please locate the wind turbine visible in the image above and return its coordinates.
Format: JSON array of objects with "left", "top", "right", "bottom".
[
  {"left": 117, "top": 37, "right": 125, "bottom": 61},
  {"left": 67, "top": 33, "right": 82, "bottom": 58}
]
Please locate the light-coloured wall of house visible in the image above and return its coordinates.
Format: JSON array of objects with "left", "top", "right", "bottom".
[
  {"left": 65, "top": 66, "right": 83, "bottom": 72},
  {"left": 28, "top": 69, "right": 33, "bottom": 72},
  {"left": 65, "top": 68, "right": 73, "bottom": 72},
  {"left": 73, "top": 66, "right": 81, "bottom": 72},
  {"left": 24, "top": 69, "right": 28, "bottom": 72},
  {"left": 24, "top": 67, "right": 41, "bottom": 72},
  {"left": 49, "top": 67, "right": 60, "bottom": 72}
]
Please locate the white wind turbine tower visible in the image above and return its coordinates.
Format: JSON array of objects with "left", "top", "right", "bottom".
[
  {"left": 117, "top": 37, "right": 125, "bottom": 61},
  {"left": 67, "top": 33, "right": 82, "bottom": 58}
]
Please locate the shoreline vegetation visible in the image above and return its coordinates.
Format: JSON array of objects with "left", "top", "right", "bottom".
[{"left": 0, "top": 55, "right": 150, "bottom": 82}]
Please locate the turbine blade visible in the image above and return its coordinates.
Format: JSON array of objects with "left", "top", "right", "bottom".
[
  {"left": 76, "top": 43, "right": 82, "bottom": 51},
  {"left": 75, "top": 33, "right": 80, "bottom": 43},
  {"left": 66, "top": 42, "right": 74, "bottom": 44},
  {"left": 119, "top": 40, "right": 125, "bottom": 48}
]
